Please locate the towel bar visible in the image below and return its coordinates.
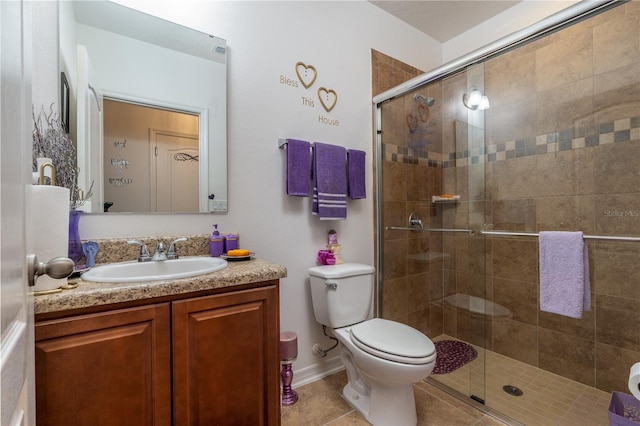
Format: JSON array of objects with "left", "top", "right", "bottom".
[
  {"left": 385, "top": 227, "right": 640, "bottom": 242},
  {"left": 385, "top": 226, "right": 472, "bottom": 233},
  {"left": 480, "top": 230, "right": 640, "bottom": 242}
]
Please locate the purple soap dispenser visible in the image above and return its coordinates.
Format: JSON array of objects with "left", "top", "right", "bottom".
[{"left": 209, "top": 224, "right": 224, "bottom": 257}]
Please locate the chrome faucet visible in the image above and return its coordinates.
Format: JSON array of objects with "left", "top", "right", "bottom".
[
  {"left": 167, "top": 237, "right": 188, "bottom": 260},
  {"left": 127, "top": 240, "right": 152, "bottom": 262},
  {"left": 152, "top": 241, "right": 168, "bottom": 261}
]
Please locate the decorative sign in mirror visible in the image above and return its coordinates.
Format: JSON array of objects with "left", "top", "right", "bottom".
[{"left": 59, "top": 0, "right": 227, "bottom": 213}]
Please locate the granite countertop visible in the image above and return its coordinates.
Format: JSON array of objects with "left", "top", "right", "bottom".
[{"left": 34, "top": 258, "right": 287, "bottom": 315}]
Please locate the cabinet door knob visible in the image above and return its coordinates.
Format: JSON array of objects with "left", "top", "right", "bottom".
[{"left": 27, "top": 254, "right": 74, "bottom": 287}]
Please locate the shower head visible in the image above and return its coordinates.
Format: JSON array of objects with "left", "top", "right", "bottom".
[{"left": 414, "top": 94, "right": 435, "bottom": 107}]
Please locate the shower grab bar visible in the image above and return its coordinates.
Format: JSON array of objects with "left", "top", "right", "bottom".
[
  {"left": 480, "top": 230, "right": 640, "bottom": 242},
  {"left": 386, "top": 226, "right": 472, "bottom": 233}
]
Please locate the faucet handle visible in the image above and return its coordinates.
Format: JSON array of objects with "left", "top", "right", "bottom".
[
  {"left": 167, "top": 237, "right": 188, "bottom": 260},
  {"left": 127, "top": 240, "right": 152, "bottom": 262}
]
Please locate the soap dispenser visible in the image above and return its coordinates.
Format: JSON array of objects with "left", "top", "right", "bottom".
[{"left": 209, "top": 224, "right": 224, "bottom": 257}]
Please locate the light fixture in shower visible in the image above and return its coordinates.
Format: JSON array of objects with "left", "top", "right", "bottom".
[{"left": 463, "top": 89, "right": 490, "bottom": 110}]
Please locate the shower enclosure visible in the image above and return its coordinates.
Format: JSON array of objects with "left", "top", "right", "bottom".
[{"left": 374, "top": 1, "right": 640, "bottom": 424}]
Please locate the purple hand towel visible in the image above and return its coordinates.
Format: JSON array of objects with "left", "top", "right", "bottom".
[
  {"left": 539, "top": 231, "right": 591, "bottom": 319},
  {"left": 312, "top": 142, "right": 347, "bottom": 220},
  {"left": 286, "top": 139, "right": 311, "bottom": 197},
  {"left": 347, "top": 149, "right": 366, "bottom": 199}
]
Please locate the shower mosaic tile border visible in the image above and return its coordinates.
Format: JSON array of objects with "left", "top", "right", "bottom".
[{"left": 383, "top": 115, "right": 640, "bottom": 168}]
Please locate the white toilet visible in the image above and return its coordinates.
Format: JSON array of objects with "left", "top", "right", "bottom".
[{"left": 309, "top": 263, "right": 436, "bottom": 426}]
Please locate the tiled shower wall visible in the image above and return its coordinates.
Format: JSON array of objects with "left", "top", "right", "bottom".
[{"left": 375, "top": 2, "right": 640, "bottom": 395}]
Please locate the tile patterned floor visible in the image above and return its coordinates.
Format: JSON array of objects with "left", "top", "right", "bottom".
[
  {"left": 430, "top": 336, "right": 612, "bottom": 426},
  {"left": 281, "top": 369, "right": 510, "bottom": 426},
  {"left": 282, "top": 337, "right": 614, "bottom": 425}
]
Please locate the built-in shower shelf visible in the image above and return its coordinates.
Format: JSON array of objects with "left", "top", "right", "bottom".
[{"left": 432, "top": 195, "right": 460, "bottom": 204}]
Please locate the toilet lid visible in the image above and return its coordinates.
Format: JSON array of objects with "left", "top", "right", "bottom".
[{"left": 350, "top": 318, "right": 436, "bottom": 365}]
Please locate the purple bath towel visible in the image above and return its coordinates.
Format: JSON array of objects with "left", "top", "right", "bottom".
[
  {"left": 312, "top": 142, "right": 347, "bottom": 220},
  {"left": 286, "top": 139, "right": 311, "bottom": 197},
  {"left": 347, "top": 149, "right": 366, "bottom": 199},
  {"left": 539, "top": 231, "right": 591, "bottom": 319}
]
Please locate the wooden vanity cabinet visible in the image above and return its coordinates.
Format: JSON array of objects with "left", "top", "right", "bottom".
[
  {"left": 34, "top": 303, "right": 172, "bottom": 426},
  {"left": 35, "top": 282, "right": 281, "bottom": 426},
  {"left": 173, "top": 284, "right": 280, "bottom": 425}
]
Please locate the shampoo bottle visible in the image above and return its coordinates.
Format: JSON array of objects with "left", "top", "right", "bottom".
[{"left": 209, "top": 224, "right": 224, "bottom": 257}]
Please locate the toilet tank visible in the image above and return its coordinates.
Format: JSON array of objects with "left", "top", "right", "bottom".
[{"left": 308, "top": 263, "right": 375, "bottom": 328}]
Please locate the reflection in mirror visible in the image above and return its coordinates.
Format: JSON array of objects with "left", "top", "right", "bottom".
[{"left": 59, "top": 0, "right": 227, "bottom": 213}]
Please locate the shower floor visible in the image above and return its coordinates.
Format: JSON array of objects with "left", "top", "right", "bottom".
[{"left": 430, "top": 335, "right": 611, "bottom": 426}]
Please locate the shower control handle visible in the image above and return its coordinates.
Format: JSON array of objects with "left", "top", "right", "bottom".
[{"left": 325, "top": 280, "right": 338, "bottom": 290}]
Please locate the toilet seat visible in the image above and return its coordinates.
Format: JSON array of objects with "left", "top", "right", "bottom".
[{"left": 349, "top": 318, "right": 436, "bottom": 365}]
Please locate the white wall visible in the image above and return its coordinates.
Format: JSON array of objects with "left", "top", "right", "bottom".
[{"left": 65, "top": 0, "right": 441, "bottom": 384}]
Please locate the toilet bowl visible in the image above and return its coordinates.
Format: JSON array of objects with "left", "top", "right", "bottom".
[
  {"left": 332, "top": 320, "right": 436, "bottom": 425},
  {"left": 309, "top": 264, "right": 436, "bottom": 426}
]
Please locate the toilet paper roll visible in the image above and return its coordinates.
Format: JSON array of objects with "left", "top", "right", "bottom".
[
  {"left": 629, "top": 362, "right": 640, "bottom": 401},
  {"left": 31, "top": 185, "right": 70, "bottom": 292}
]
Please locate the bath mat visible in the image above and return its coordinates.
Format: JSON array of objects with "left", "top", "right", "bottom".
[{"left": 432, "top": 340, "right": 478, "bottom": 375}]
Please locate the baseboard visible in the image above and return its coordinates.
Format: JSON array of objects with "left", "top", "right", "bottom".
[{"left": 291, "top": 356, "right": 344, "bottom": 388}]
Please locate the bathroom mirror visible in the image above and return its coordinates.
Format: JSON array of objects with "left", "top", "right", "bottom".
[{"left": 59, "top": 0, "right": 227, "bottom": 213}]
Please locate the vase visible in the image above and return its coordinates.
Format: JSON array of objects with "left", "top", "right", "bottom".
[{"left": 68, "top": 209, "right": 83, "bottom": 264}]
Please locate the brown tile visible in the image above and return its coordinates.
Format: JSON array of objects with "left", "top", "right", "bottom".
[
  {"left": 486, "top": 93, "right": 537, "bottom": 145},
  {"left": 538, "top": 307, "right": 595, "bottom": 341},
  {"left": 595, "top": 193, "right": 640, "bottom": 237},
  {"left": 492, "top": 278, "right": 537, "bottom": 325},
  {"left": 595, "top": 343, "right": 640, "bottom": 393},
  {"left": 413, "top": 385, "right": 480, "bottom": 425},
  {"left": 382, "top": 159, "right": 407, "bottom": 202},
  {"left": 593, "top": 12, "right": 640, "bottom": 75},
  {"left": 536, "top": 148, "right": 595, "bottom": 197},
  {"left": 492, "top": 317, "right": 538, "bottom": 366},
  {"left": 593, "top": 62, "right": 640, "bottom": 122},
  {"left": 486, "top": 48, "right": 536, "bottom": 105},
  {"left": 382, "top": 201, "right": 408, "bottom": 241},
  {"left": 491, "top": 199, "right": 537, "bottom": 232},
  {"left": 595, "top": 294, "right": 640, "bottom": 351},
  {"left": 489, "top": 156, "right": 537, "bottom": 200},
  {"left": 281, "top": 377, "right": 352, "bottom": 426},
  {"left": 593, "top": 142, "right": 640, "bottom": 195},
  {"left": 536, "top": 195, "right": 596, "bottom": 234},
  {"left": 538, "top": 328, "right": 595, "bottom": 386},
  {"left": 382, "top": 239, "right": 407, "bottom": 280},
  {"left": 415, "top": 381, "right": 485, "bottom": 420},
  {"left": 535, "top": 28, "right": 593, "bottom": 93},
  {"left": 326, "top": 411, "right": 369, "bottom": 425},
  {"left": 535, "top": 77, "right": 594, "bottom": 136},
  {"left": 593, "top": 242, "right": 640, "bottom": 300},
  {"left": 491, "top": 238, "right": 538, "bottom": 283},
  {"left": 382, "top": 276, "right": 408, "bottom": 320},
  {"left": 408, "top": 272, "right": 431, "bottom": 314},
  {"left": 322, "top": 370, "right": 348, "bottom": 395}
]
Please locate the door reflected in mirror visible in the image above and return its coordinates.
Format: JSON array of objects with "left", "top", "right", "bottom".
[
  {"left": 59, "top": 0, "right": 227, "bottom": 213},
  {"left": 103, "top": 99, "right": 199, "bottom": 212}
]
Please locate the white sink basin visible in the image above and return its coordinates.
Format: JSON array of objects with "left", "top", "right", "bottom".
[{"left": 81, "top": 257, "right": 228, "bottom": 283}]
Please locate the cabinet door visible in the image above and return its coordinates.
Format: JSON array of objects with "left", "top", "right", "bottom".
[
  {"left": 173, "top": 285, "right": 280, "bottom": 426},
  {"left": 35, "top": 303, "right": 171, "bottom": 426}
]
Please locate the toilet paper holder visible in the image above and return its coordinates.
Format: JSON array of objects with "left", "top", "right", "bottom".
[{"left": 38, "top": 162, "right": 56, "bottom": 186}]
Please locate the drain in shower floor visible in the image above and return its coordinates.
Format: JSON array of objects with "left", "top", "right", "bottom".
[{"left": 503, "top": 385, "right": 523, "bottom": 396}]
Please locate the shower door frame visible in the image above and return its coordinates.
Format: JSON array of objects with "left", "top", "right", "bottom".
[{"left": 372, "top": 0, "right": 621, "bottom": 413}]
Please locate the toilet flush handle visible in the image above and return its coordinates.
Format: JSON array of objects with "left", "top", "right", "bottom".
[{"left": 325, "top": 280, "right": 338, "bottom": 290}]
